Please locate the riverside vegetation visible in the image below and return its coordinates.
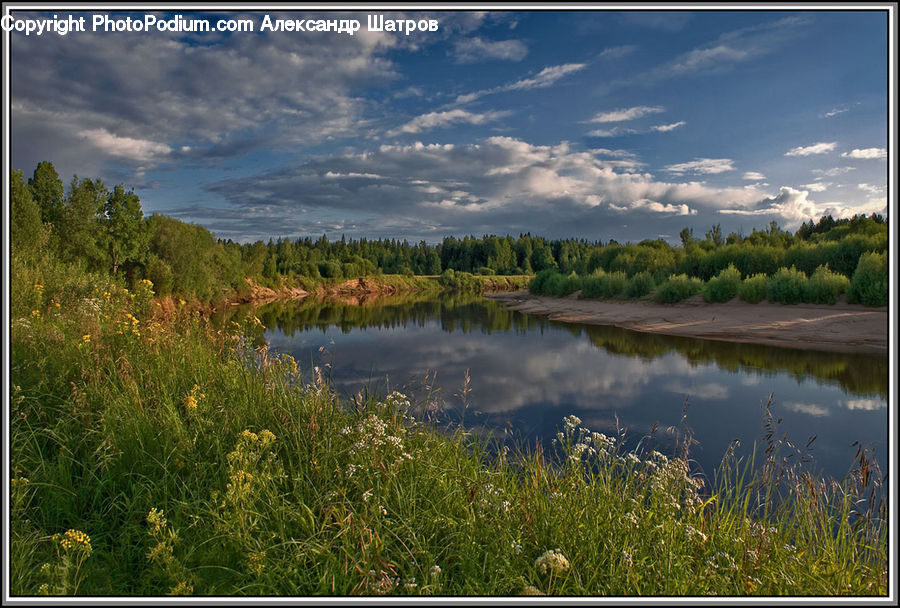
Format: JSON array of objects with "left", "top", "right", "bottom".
[{"left": 8, "top": 162, "right": 889, "bottom": 596}]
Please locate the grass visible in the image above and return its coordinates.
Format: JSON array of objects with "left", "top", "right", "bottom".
[{"left": 8, "top": 253, "right": 889, "bottom": 597}]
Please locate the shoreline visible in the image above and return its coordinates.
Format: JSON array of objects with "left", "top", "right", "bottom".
[{"left": 486, "top": 290, "right": 888, "bottom": 354}]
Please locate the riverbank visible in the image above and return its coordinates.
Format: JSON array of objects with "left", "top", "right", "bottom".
[{"left": 487, "top": 291, "right": 888, "bottom": 354}]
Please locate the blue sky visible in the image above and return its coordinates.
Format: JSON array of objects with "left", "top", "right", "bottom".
[{"left": 7, "top": 8, "right": 891, "bottom": 243}]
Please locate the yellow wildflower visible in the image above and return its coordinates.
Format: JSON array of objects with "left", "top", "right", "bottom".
[{"left": 58, "top": 529, "right": 92, "bottom": 555}]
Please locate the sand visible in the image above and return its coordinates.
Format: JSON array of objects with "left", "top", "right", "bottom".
[{"left": 486, "top": 291, "right": 889, "bottom": 354}]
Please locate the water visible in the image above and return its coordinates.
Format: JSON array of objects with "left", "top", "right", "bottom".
[{"left": 225, "top": 293, "right": 888, "bottom": 482}]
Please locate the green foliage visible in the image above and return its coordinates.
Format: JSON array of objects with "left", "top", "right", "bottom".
[
  {"left": 580, "top": 270, "right": 628, "bottom": 299},
  {"left": 703, "top": 264, "right": 742, "bottom": 303},
  {"left": 624, "top": 272, "right": 654, "bottom": 298},
  {"left": 739, "top": 274, "right": 768, "bottom": 304},
  {"left": 803, "top": 266, "right": 850, "bottom": 305},
  {"left": 766, "top": 267, "right": 808, "bottom": 305},
  {"left": 28, "top": 161, "right": 65, "bottom": 226},
  {"left": 11, "top": 169, "right": 47, "bottom": 255},
  {"left": 654, "top": 274, "right": 704, "bottom": 303},
  {"left": 847, "top": 252, "right": 888, "bottom": 306},
  {"left": 8, "top": 254, "right": 888, "bottom": 596},
  {"left": 105, "top": 185, "right": 150, "bottom": 276}
]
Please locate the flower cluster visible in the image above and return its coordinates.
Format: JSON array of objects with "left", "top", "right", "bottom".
[
  {"left": 57, "top": 529, "right": 92, "bottom": 555},
  {"left": 535, "top": 548, "right": 570, "bottom": 576},
  {"left": 343, "top": 412, "right": 412, "bottom": 478},
  {"left": 182, "top": 384, "right": 206, "bottom": 413}
]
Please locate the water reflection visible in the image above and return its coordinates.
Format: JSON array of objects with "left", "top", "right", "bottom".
[{"left": 217, "top": 294, "right": 888, "bottom": 481}]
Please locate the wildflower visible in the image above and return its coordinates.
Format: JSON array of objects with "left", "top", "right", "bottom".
[
  {"left": 562, "top": 415, "right": 582, "bottom": 432},
  {"left": 511, "top": 542, "right": 523, "bottom": 555},
  {"left": 147, "top": 508, "right": 167, "bottom": 532},
  {"left": 535, "top": 548, "right": 570, "bottom": 576},
  {"left": 247, "top": 551, "right": 266, "bottom": 576},
  {"left": 521, "top": 585, "right": 545, "bottom": 596},
  {"left": 430, "top": 565, "right": 442, "bottom": 578},
  {"left": 621, "top": 551, "right": 634, "bottom": 568},
  {"left": 58, "top": 529, "right": 92, "bottom": 555},
  {"left": 170, "top": 581, "right": 193, "bottom": 595},
  {"left": 81, "top": 334, "right": 91, "bottom": 343}
]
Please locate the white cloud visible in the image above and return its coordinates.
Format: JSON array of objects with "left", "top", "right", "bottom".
[
  {"left": 841, "top": 148, "right": 886, "bottom": 159},
  {"left": 506, "top": 63, "right": 587, "bottom": 90},
  {"left": 451, "top": 37, "right": 528, "bottom": 63},
  {"left": 784, "top": 402, "right": 829, "bottom": 417},
  {"left": 785, "top": 142, "right": 837, "bottom": 156},
  {"left": 79, "top": 128, "right": 173, "bottom": 163},
  {"left": 822, "top": 107, "right": 848, "bottom": 118},
  {"left": 587, "top": 126, "right": 638, "bottom": 137},
  {"left": 742, "top": 171, "right": 766, "bottom": 180},
  {"left": 665, "top": 158, "right": 735, "bottom": 175},
  {"left": 801, "top": 182, "right": 830, "bottom": 192},
  {"left": 841, "top": 398, "right": 885, "bottom": 411},
  {"left": 719, "top": 185, "right": 884, "bottom": 227},
  {"left": 590, "top": 105, "right": 664, "bottom": 123},
  {"left": 858, "top": 183, "right": 883, "bottom": 194},
  {"left": 388, "top": 109, "right": 510, "bottom": 136},
  {"left": 812, "top": 166, "right": 856, "bottom": 177},
  {"left": 650, "top": 121, "right": 685, "bottom": 132},
  {"left": 456, "top": 63, "right": 587, "bottom": 104}
]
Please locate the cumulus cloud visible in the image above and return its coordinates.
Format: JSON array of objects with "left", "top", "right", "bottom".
[
  {"left": 197, "top": 136, "right": 767, "bottom": 241},
  {"left": 665, "top": 158, "right": 735, "bottom": 175},
  {"left": 387, "top": 109, "right": 510, "bottom": 136},
  {"left": 451, "top": 36, "right": 528, "bottom": 63},
  {"left": 589, "top": 105, "right": 665, "bottom": 123},
  {"left": 841, "top": 148, "right": 886, "bottom": 159},
  {"left": 858, "top": 183, "right": 883, "bottom": 194},
  {"left": 785, "top": 142, "right": 837, "bottom": 156},
  {"left": 78, "top": 128, "right": 173, "bottom": 163},
  {"left": 719, "top": 185, "right": 883, "bottom": 227},
  {"left": 801, "top": 182, "right": 831, "bottom": 192},
  {"left": 742, "top": 171, "right": 766, "bottom": 180}
]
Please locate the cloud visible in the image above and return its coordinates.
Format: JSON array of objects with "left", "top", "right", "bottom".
[
  {"left": 742, "top": 172, "right": 766, "bottom": 180},
  {"left": 587, "top": 126, "right": 638, "bottom": 137},
  {"left": 801, "top": 182, "right": 831, "bottom": 192},
  {"left": 597, "top": 45, "right": 638, "bottom": 60},
  {"left": 589, "top": 105, "right": 665, "bottom": 123},
  {"left": 198, "top": 136, "right": 767, "bottom": 241},
  {"left": 718, "top": 185, "right": 885, "bottom": 227},
  {"left": 784, "top": 402, "right": 830, "bottom": 417},
  {"left": 387, "top": 109, "right": 510, "bottom": 136},
  {"left": 841, "top": 148, "right": 887, "bottom": 159},
  {"left": 858, "top": 183, "right": 883, "bottom": 194},
  {"left": 812, "top": 166, "right": 856, "bottom": 177},
  {"left": 78, "top": 128, "right": 173, "bottom": 163},
  {"left": 665, "top": 158, "right": 735, "bottom": 175},
  {"left": 451, "top": 36, "right": 528, "bottom": 63},
  {"left": 785, "top": 142, "right": 837, "bottom": 156},
  {"left": 455, "top": 63, "right": 587, "bottom": 104},
  {"left": 650, "top": 121, "right": 686, "bottom": 132},
  {"left": 822, "top": 107, "right": 849, "bottom": 118}
]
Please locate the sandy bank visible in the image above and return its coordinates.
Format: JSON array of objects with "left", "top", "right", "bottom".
[{"left": 487, "top": 291, "right": 888, "bottom": 354}]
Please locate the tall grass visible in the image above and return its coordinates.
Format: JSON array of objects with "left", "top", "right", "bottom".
[{"left": 9, "top": 255, "right": 888, "bottom": 596}]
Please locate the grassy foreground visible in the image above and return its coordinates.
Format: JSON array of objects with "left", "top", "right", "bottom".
[{"left": 9, "top": 253, "right": 888, "bottom": 596}]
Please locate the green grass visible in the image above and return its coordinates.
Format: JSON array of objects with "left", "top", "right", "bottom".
[{"left": 9, "top": 254, "right": 888, "bottom": 597}]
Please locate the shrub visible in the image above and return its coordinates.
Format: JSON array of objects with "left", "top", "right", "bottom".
[
  {"left": 739, "top": 273, "right": 768, "bottom": 303},
  {"left": 703, "top": 264, "right": 742, "bottom": 303},
  {"left": 581, "top": 270, "right": 627, "bottom": 299},
  {"left": 766, "top": 266, "right": 808, "bottom": 304},
  {"left": 624, "top": 271, "right": 654, "bottom": 298},
  {"left": 528, "top": 269, "right": 558, "bottom": 295},
  {"left": 847, "top": 252, "right": 888, "bottom": 306},
  {"left": 803, "top": 265, "right": 850, "bottom": 304},
  {"left": 654, "top": 274, "right": 704, "bottom": 303}
]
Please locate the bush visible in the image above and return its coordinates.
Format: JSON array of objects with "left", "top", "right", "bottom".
[
  {"left": 739, "top": 273, "right": 768, "bottom": 303},
  {"left": 529, "top": 269, "right": 559, "bottom": 295},
  {"left": 581, "top": 270, "right": 627, "bottom": 299},
  {"left": 703, "top": 264, "right": 742, "bottom": 303},
  {"left": 766, "top": 266, "right": 808, "bottom": 304},
  {"left": 654, "top": 274, "right": 704, "bottom": 303},
  {"left": 624, "top": 271, "right": 654, "bottom": 298},
  {"left": 847, "top": 252, "right": 888, "bottom": 306},
  {"left": 803, "top": 265, "right": 850, "bottom": 304}
]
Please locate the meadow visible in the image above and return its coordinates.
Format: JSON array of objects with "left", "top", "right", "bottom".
[{"left": 8, "top": 250, "right": 888, "bottom": 597}]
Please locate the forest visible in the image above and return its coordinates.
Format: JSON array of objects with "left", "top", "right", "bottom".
[{"left": 11, "top": 160, "right": 888, "bottom": 305}]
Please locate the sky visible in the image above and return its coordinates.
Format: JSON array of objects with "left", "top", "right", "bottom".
[{"left": 6, "top": 7, "right": 892, "bottom": 244}]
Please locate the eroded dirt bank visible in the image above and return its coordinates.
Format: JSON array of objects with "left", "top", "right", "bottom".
[{"left": 487, "top": 291, "right": 888, "bottom": 354}]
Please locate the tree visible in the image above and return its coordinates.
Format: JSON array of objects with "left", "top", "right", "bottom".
[
  {"left": 679, "top": 227, "right": 694, "bottom": 249},
  {"left": 59, "top": 176, "right": 107, "bottom": 267},
  {"left": 705, "top": 224, "right": 723, "bottom": 247},
  {"left": 104, "top": 185, "right": 149, "bottom": 275},
  {"left": 11, "top": 169, "right": 46, "bottom": 254},
  {"left": 28, "top": 161, "right": 65, "bottom": 226}
]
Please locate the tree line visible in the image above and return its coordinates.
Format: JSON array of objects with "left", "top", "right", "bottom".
[{"left": 11, "top": 160, "right": 888, "bottom": 303}]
